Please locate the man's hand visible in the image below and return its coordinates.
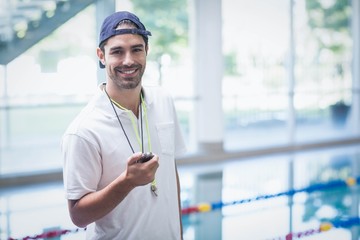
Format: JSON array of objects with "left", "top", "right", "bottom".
[{"left": 125, "top": 152, "right": 159, "bottom": 187}]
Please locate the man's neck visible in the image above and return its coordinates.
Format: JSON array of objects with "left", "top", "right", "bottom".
[{"left": 105, "top": 84, "right": 142, "bottom": 117}]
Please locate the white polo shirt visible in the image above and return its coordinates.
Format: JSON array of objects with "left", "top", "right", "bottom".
[{"left": 62, "top": 83, "right": 187, "bottom": 240}]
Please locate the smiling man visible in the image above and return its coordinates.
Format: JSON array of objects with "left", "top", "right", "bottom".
[{"left": 61, "top": 11, "right": 187, "bottom": 239}]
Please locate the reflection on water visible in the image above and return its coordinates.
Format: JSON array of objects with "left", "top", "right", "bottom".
[{"left": 180, "top": 144, "right": 360, "bottom": 240}]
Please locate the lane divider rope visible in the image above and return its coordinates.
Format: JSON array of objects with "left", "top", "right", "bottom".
[
  {"left": 8, "top": 217, "right": 360, "bottom": 240},
  {"left": 270, "top": 216, "right": 360, "bottom": 239},
  {"left": 7, "top": 177, "right": 360, "bottom": 240},
  {"left": 182, "top": 176, "right": 359, "bottom": 215}
]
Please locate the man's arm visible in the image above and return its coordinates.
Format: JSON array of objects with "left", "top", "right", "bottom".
[{"left": 68, "top": 153, "right": 159, "bottom": 228}]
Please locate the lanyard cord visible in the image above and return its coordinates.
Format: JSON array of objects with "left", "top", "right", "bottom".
[
  {"left": 105, "top": 90, "right": 151, "bottom": 153},
  {"left": 140, "top": 100, "right": 156, "bottom": 192},
  {"left": 104, "top": 87, "right": 157, "bottom": 195},
  {"left": 142, "top": 100, "right": 152, "bottom": 152},
  {"left": 104, "top": 88, "right": 135, "bottom": 154}
]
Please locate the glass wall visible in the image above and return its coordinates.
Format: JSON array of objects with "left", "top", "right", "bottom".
[
  {"left": 293, "top": 0, "right": 354, "bottom": 143},
  {"left": 222, "top": 0, "right": 358, "bottom": 151},
  {"left": 0, "top": 6, "right": 98, "bottom": 175},
  {"left": 222, "top": 0, "right": 290, "bottom": 150},
  {"left": 1, "top": 0, "right": 359, "bottom": 175},
  {"left": 0, "top": 1, "right": 194, "bottom": 175}
]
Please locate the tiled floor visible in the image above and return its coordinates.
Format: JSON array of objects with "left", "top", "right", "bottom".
[{"left": 1, "top": 143, "right": 359, "bottom": 240}]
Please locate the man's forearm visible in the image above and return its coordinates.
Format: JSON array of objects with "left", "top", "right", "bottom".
[{"left": 68, "top": 173, "right": 134, "bottom": 228}]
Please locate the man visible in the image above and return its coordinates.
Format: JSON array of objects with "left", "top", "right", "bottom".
[{"left": 62, "top": 11, "right": 187, "bottom": 239}]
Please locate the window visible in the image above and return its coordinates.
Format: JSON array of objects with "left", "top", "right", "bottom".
[
  {"left": 0, "top": 6, "right": 97, "bottom": 174},
  {"left": 222, "top": 0, "right": 356, "bottom": 150},
  {"left": 222, "top": 0, "right": 290, "bottom": 150}
]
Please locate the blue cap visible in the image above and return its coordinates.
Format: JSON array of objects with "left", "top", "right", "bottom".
[{"left": 98, "top": 11, "right": 152, "bottom": 68}]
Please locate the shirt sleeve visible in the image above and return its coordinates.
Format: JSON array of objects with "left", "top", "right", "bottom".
[{"left": 62, "top": 134, "right": 102, "bottom": 200}]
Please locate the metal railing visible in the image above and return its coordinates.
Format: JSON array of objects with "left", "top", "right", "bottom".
[{"left": 0, "top": 0, "right": 95, "bottom": 65}]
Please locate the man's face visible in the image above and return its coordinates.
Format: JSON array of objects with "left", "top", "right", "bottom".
[{"left": 99, "top": 32, "right": 148, "bottom": 90}]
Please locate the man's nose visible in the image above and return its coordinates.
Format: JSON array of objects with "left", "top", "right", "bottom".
[{"left": 123, "top": 52, "right": 134, "bottom": 66}]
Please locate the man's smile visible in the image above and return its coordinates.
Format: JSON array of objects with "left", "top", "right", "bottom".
[{"left": 116, "top": 67, "right": 139, "bottom": 77}]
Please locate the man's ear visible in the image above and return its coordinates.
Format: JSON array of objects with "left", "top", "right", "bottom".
[
  {"left": 145, "top": 45, "right": 149, "bottom": 56},
  {"left": 97, "top": 47, "right": 106, "bottom": 66}
]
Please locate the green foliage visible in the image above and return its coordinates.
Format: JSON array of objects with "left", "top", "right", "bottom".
[
  {"left": 224, "top": 51, "right": 239, "bottom": 76},
  {"left": 131, "top": 0, "right": 189, "bottom": 62},
  {"left": 305, "top": 0, "right": 351, "bottom": 54}
]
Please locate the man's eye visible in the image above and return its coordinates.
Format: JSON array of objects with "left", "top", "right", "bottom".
[{"left": 110, "top": 49, "right": 124, "bottom": 54}]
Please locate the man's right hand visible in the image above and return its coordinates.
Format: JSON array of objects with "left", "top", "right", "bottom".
[{"left": 125, "top": 152, "right": 159, "bottom": 187}]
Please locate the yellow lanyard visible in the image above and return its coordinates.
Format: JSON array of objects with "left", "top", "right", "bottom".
[
  {"left": 107, "top": 92, "right": 158, "bottom": 196},
  {"left": 110, "top": 95, "right": 152, "bottom": 153}
]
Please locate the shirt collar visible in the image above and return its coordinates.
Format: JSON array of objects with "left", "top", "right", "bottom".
[{"left": 96, "top": 83, "right": 153, "bottom": 116}]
